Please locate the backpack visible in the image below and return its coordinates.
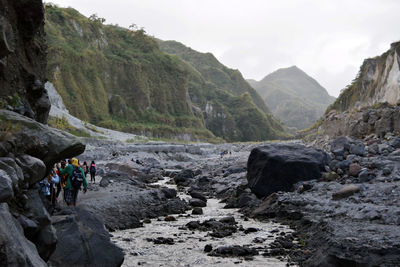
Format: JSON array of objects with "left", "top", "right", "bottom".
[
  {"left": 90, "top": 165, "right": 96, "bottom": 173},
  {"left": 71, "top": 166, "right": 84, "bottom": 189}
]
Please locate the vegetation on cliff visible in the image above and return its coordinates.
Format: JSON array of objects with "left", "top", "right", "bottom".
[
  {"left": 326, "top": 41, "right": 400, "bottom": 113},
  {"left": 45, "top": 5, "right": 287, "bottom": 142},
  {"left": 45, "top": 4, "right": 217, "bottom": 141},
  {"left": 159, "top": 40, "right": 288, "bottom": 141}
]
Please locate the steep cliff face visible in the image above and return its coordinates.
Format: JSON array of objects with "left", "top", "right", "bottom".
[
  {"left": 328, "top": 42, "right": 400, "bottom": 113},
  {"left": 0, "top": 0, "right": 50, "bottom": 123},
  {"left": 45, "top": 5, "right": 216, "bottom": 141},
  {"left": 249, "top": 66, "right": 335, "bottom": 130}
]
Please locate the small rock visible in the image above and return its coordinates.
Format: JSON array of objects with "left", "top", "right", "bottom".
[
  {"left": 147, "top": 237, "right": 174, "bottom": 245},
  {"left": 382, "top": 167, "right": 392, "bottom": 176},
  {"left": 164, "top": 216, "right": 176, "bottom": 222},
  {"left": 244, "top": 228, "right": 258, "bottom": 234},
  {"left": 297, "top": 183, "right": 313, "bottom": 193},
  {"left": 192, "top": 207, "right": 203, "bottom": 215},
  {"left": 189, "top": 191, "right": 207, "bottom": 202},
  {"left": 349, "top": 163, "right": 361, "bottom": 177},
  {"left": 389, "top": 137, "right": 400, "bottom": 149},
  {"left": 189, "top": 198, "right": 206, "bottom": 207},
  {"left": 204, "top": 244, "right": 213, "bottom": 252},
  {"left": 350, "top": 142, "right": 365, "bottom": 156},
  {"left": 332, "top": 185, "right": 361, "bottom": 200},
  {"left": 358, "top": 169, "right": 371, "bottom": 182},
  {"left": 186, "top": 221, "right": 201, "bottom": 230},
  {"left": 219, "top": 216, "right": 236, "bottom": 224},
  {"left": 209, "top": 245, "right": 259, "bottom": 257},
  {"left": 161, "top": 188, "right": 177, "bottom": 199},
  {"left": 253, "top": 237, "right": 265, "bottom": 243},
  {"left": 326, "top": 172, "right": 339, "bottom": 181}
]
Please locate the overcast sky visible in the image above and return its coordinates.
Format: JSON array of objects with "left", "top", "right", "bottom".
[{"left": 46, "top": 0, "right": 399, "bottom": 97}]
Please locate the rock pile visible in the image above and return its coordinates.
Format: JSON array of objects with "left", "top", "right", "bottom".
[{"left": 250, "top": 135, "right": 400, "bottom": 266}]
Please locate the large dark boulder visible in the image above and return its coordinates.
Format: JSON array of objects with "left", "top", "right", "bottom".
[
  {"left": 49, "top": 206, "right": 124, "bottom": 267},
  {"left": 174, "top": 169, "right": 195, "bottom": 186},
  {"left": 0, "top": 110, "right": 85, "bottom": 171},
  {"left": 0, "top": 203, "right": 47, "bottom": 266},
  {"left": 247, "top": 143, "right": 329, "bottom": 198}
]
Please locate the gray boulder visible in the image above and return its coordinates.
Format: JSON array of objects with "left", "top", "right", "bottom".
[
  {"left": 389, "top": 137, "right": 400, "bottom": 149},
  {"left": 332, "top": 185, "right": 361, "bottom": 200},
  {"left": 247, "top": 143, "right": 329, "bottom": 198},
  {"left": 174, "top": 169, "right": 195, "bottom": 186},
  {"left": 161, "top": 188, "right": 177, "bottom": 199},
  {"left": 35, "top": 224, "right": 57, "bottom": 261},
  {"left": 17, "top": 214, "right": 38, "bottom": 239},
  {"left": 0, "top": 169, "right": 13, "bottom": 202},
  {"left": 0, "top": 157, "right": 24, "bottom": 189},
  {"left": 0, "top": 110, "right": 85, "bottom": 170},
  {"left": 189, "top": 198, "right": 207, "bottom": 207},
  {"left": 330, "top": 136, "right": 351, "bottom": 152},
  {"left": 189, "top": 191, "right": 207, "bottom": 202},
  {"left": 16, "top": 154, "right": 46, "bottom": 186},
  {"left": 49, "top": 206, "right": 124, "bottom": 267},
  {"left": 349, "top": 142, "right": 365, "bottom": 156},
  {"left": 25, "top": 190, "right": 51, "bottom": 228},
  {"left": 0, "top": 203, "right": 47, "bottom": 267}
]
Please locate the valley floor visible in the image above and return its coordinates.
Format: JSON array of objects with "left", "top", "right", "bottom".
[{"left": 66, "top": 135, "right": 400, "bottom": 266}]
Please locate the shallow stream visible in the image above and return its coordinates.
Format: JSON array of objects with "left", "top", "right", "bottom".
[{"left": 111, "top": 177, "right": 292, "bottom": 266}]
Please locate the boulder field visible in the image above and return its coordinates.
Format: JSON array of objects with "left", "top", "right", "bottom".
[
  {"left": 248, "top": 135, "right": 400, "bottom": 266},
  {"left": 80, "top": 134, "right": 400, "bottom": 266}
]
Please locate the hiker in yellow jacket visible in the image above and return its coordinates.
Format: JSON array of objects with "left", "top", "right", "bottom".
[{"left": 59, "top": 158, "right": 88, "bottom": 206}]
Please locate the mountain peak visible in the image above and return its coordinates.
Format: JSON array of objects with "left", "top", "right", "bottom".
[{"left": 251, "top": 66, "right": 335, "bottom": 130}]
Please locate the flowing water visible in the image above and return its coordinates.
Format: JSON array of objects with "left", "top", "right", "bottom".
[{"left": 111, "top": 177, "right": 292, "bottom": 266}]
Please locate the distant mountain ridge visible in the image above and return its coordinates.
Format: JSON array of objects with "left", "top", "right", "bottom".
[{"left": 249, "top": 66, "right": 335, "bottom": 130}]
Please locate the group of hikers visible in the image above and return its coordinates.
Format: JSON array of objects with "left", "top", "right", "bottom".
[{"left": 39, "top": 159, "right": 97, "bottom": 210}]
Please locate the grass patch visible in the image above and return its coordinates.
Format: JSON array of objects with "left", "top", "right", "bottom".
[{"left": 48, "top": 115, "right": 92, "bottom": 137}]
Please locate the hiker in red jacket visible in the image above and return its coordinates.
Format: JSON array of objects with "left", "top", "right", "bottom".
[{"left": 89, "top": 160, "right": 97, "bottom": 183}]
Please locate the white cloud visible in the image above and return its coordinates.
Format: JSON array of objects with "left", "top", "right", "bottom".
[{"left": 46, "top": 0, "right": 400, "bottom": 97}]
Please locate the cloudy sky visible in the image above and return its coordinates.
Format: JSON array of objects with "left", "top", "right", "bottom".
[{"left": 46, "top": 0, "right": 399, "bottom": 97}]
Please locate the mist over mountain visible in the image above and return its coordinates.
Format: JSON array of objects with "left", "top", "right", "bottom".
[{"left": 249, "top": 66, "right": 335, "bottom": 130}]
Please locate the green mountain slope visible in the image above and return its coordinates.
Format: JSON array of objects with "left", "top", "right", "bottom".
[
  {"left": 45, "top": 5, "right": 218, "bottom": 141},
  {"left": 249, "top": 66, "right": 335, "bottom": 130},
  {"left": 158, "top": 40, "right": 288, "bottom": 141},
  {"left": 45, "top": 5, "right": 287, "bottom": 142}
]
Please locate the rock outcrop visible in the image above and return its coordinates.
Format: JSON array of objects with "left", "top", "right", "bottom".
[
  {"left": 0, "top": 109, "right": 85, "bottom": 170},
  {"left": 0, "top": 110, "right": 86, "bottom": 266},
  {"left": 0, "top": 0, "right": 50, "bottom": 123},
  {"left": 49, "top": 206, "right": 124, "bottom": 267},
  {"left": 313, "top": 103, "right": 400, "bottom": 139},
  {"left": 246, "top": 143, "right": 329, "bottom": 198},
  {"left": 328, "top": 41, "right": 400, "bottom": 113}
]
